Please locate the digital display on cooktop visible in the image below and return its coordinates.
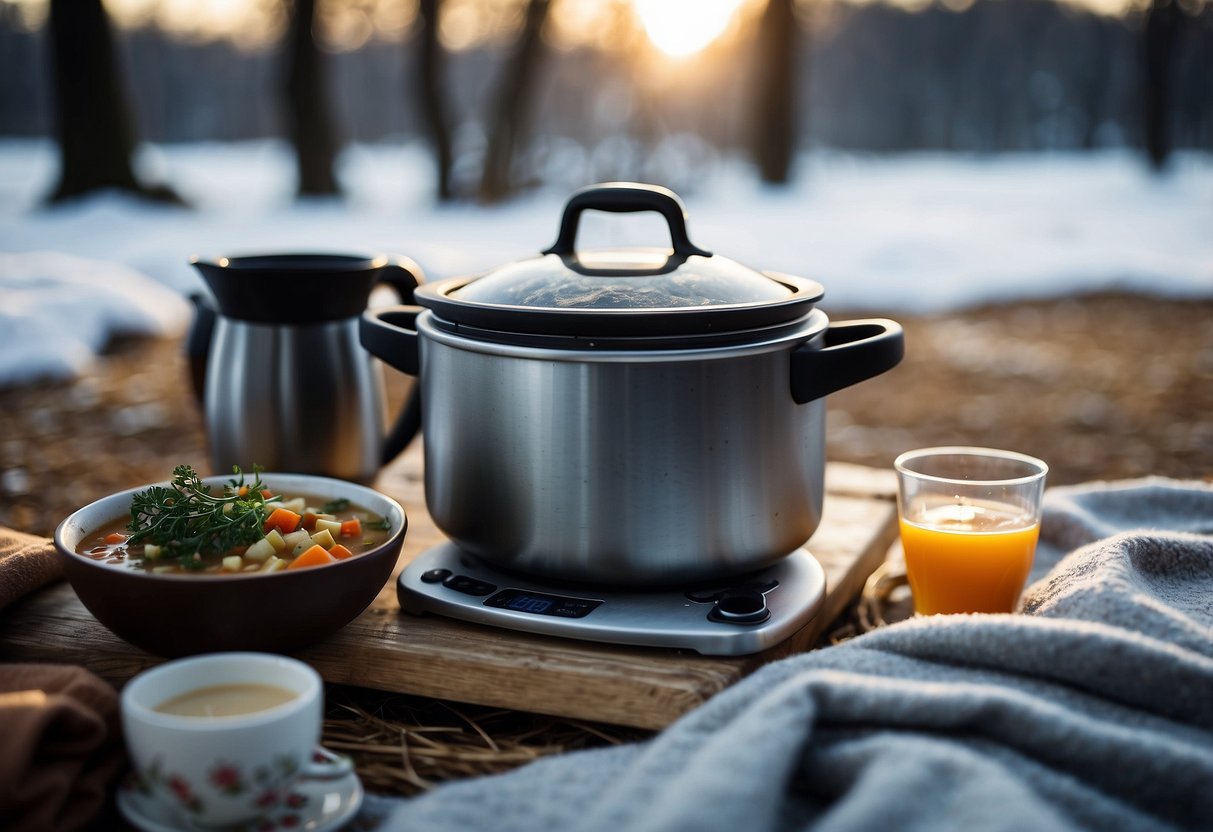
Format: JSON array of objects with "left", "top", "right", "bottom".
[{"left": 484, "top": 588, "right": 602, "bottom": 619}]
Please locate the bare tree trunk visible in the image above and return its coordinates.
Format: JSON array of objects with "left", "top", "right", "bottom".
[
  {"left": 46, "top": 0, "right": 179, "bottom": 204},
  {"left": 415, "top": 0, "right": 455, "bottom": 201},
  {"left": 1142, "top": 0, "right": 1179, "bottom": 170},
  {"left": 284, "top": 0, "right": 341, "bottom": 196},
  {"left": 478, "top": 0, "right": 550, "bottom": 203},
  {"left": 751, "top": 0, "right": 798, "bottom": 184}
]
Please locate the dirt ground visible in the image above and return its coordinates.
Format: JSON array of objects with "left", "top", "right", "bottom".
[
  {"left": 2, "top": 291, "right": 1211, "bottom": 539},
  {"left": 828, "top": 292, "right": 1213, "bottom": 486}
]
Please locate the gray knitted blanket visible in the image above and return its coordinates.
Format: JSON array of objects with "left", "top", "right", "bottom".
[{"left": 372, "top": 478, "right": 1213, "bottom": 831}]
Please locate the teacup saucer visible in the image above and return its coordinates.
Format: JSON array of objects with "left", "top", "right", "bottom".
[{"left": 116, "top": 747, "right": 364, "bottom": 832}]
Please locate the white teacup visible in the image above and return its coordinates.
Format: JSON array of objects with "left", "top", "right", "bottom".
[{"left": 121, "top": 652, "right": 342, "bottom": 827}]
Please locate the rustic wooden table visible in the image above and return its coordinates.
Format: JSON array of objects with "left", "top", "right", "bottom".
[{"left": 0, "top": 446, "right": 897, "bottom": 730}]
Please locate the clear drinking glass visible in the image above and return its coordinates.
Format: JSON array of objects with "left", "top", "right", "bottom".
[{"left": 894, "top": 447, "right": 1048, "bottom": 615}]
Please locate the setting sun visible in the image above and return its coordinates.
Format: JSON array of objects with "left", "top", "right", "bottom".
[{"left": 632, "top": 0, "right": 746, "bottom": 58}]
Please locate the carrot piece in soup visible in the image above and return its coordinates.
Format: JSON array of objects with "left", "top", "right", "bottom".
[
  {"left": 264, "top": 508, "right": 302, "bottom": 535},
  {"left": 104, "top": 532, "right": 127, "bottom": 545},
  {"left": 339, "top": 518, "right": 362, "bottom": 538},
  {"left": 286, "top": 545, "right": 335, "bottom": 570},
  {"left": 328, "top": 544, "right": 354, "bottom": 560}
]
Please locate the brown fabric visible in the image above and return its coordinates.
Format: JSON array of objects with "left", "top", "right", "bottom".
[
  {"left": 0, "top": 527, "right": 64, "bottom": 611},
  {"left": 0, "top": 663, "right": 125, "bottom": 832}
]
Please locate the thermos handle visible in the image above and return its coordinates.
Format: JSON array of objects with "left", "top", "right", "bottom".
[
  {"left": 361, "top": 306, "right": 425, "bottom": 465},
  {"left": 375, "top": 255, "right": 423, "bottom": 304},
  {"left": 789, "top": 319, "right": 905, "bottom": 404}
]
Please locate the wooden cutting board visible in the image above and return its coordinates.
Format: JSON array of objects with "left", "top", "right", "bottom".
[{"left": 0, "top": 450, "right": 897, "bottom": 730}]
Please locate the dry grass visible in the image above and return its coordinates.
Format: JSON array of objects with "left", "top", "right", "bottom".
[
  {"left": 824, "top": 293, "right": 1213, "bottom": 486},
  {"left": 320, "top": 689, "right": 650, "bottom": 796}
]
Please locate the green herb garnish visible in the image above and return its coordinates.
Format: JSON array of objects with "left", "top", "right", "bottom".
[
  {"left": 320, "top": 498, "right": 350, "bottom": 514},
  {"left": 127, "top": 465, "right": 279, "bottom": 570}
]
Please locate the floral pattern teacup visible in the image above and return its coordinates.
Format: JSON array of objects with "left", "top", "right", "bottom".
[{"left": 121, "top": 653, "right": 328, "bottom": 827}]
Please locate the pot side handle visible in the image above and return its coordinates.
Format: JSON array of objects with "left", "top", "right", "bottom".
[
  {"left": 360, "top": 306, "right": 422, "bottom": 376},
  {"left": 373, "top": 258, "right": 425, "bottom": 464},
  {"left": 790, "top": 318, "right": 905, "bottom": 404},
  {"left": 361, "top": 306, "right": 425, "bottom": 465}
]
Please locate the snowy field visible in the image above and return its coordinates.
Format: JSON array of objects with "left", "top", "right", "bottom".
[{"left": 1, "top": 138, "right": 1211, "bottom": 387}]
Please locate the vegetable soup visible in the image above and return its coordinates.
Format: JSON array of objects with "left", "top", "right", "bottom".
[{"left": 75, "top": 465, "right": 391, "bottom": 575}]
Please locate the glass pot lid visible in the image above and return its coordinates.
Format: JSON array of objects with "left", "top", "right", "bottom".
[{"left": 414, "top": 182, "right": 824, "bottom": 340}]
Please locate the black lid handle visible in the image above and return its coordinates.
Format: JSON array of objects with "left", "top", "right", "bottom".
[{"left": 543, "top": 182, "right": 712, "bottom": 259}]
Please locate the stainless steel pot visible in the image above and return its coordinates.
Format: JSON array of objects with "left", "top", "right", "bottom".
[{"left": 362, "top": 183, "right": 904, "bottom": 585}]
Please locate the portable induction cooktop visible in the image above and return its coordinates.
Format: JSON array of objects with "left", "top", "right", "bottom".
[{"left": 398, "top": 543, "right": 827, "bottom": 656}]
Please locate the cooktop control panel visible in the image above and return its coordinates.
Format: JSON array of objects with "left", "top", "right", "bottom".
[{"left": 398, "top": 543, "right": 826, "bottom": 656}]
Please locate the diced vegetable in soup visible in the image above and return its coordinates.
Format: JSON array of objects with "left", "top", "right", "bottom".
[{"left": 75, "top": 465, "right": 391, "bottom": 574}]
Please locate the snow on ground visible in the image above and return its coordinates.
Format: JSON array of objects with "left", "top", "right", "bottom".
[{"left": 1, "top": 138, "right": 1211, "bottom": 387}]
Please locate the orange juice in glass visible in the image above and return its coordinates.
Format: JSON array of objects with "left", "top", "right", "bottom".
[{"left": 894, "top": 448, "right": 1047, "bottom": 615}]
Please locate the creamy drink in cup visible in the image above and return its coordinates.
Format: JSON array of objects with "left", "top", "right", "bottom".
[{"left": 121, "top": 652, "right": 340, "bottom": 826}]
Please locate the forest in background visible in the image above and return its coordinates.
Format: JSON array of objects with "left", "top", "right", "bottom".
[{"left": 1, "top": 0, "right": 1210, "bottom": 201}]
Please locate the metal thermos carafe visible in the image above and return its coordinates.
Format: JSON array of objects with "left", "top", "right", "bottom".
[{"left": 188, "top": 253, "right": 423, "bottom": 483}]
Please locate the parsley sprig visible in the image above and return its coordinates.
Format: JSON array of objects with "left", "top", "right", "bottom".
[{"left": 126, "top": 465, "right": 279, "bottom": 570}]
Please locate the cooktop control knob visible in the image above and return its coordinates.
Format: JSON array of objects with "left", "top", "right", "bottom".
[{"left": 708, "top": 589, "right": 770, "bottom": 625}]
